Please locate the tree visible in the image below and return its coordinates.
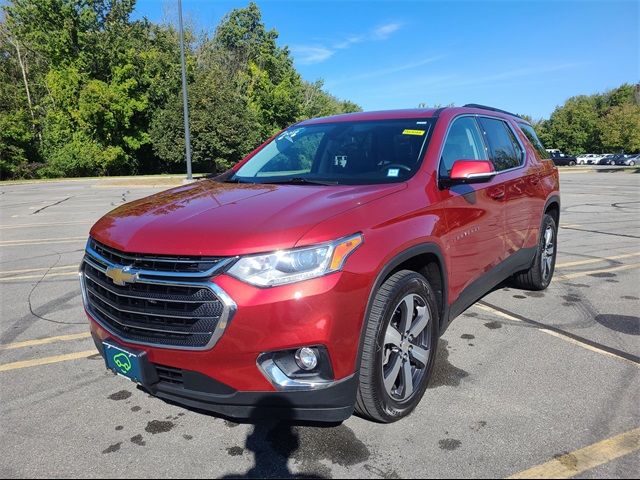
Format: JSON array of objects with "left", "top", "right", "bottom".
[
  {"left": 0, "top": 17, "right": 36, "bottom": 178},
  {"left": 541, "top": 83, "right": 639, "bottom": 154},
  {"left": 599, "top": 103, "right": 640, "bottom": 153},
  {"left": 0, "top": 1, "right": 361, "bottom": 179}
]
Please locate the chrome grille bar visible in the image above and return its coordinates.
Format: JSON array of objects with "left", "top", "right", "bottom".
[{"left": 81, "top": 238, "right": 237, "bottom": 350}]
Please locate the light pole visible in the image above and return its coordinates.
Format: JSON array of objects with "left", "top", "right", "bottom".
[{"left": 178, "top": 0, "right": 192, "bottom": 180}]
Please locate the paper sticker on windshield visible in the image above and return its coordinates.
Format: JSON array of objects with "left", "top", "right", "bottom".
[
  {"left": 387, "top": 168, "right": 400, "bottom": 177},
  {"left": 403, "top": 129, "right": 425, "bottom": 136}
]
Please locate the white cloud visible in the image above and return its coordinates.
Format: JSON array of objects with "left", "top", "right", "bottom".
[
  {"left": 360, "top": 62, "right": 585, "bottom": 101},
  {"left": 334, "top": 35, "right": 365, "bottom": 50},
  {"left": 373, "top": 22, "right": 403, "bottom": 39},
  {"left": 291, "top": 46, "right": 335, "bottom": 65},
  {"left": 292, "top": 21, "right": 404, "bottom": 65},
  {"left": 327, "top": 55, "right": 447, "bottom": 86}
]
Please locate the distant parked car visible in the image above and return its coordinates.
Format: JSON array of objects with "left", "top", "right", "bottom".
[
  {"left": 599, "top": 154, "right": 627, "bottom": 165},
  {"left": 546, "top": 149, "right": 577, "bottom": 166},
  {"left": 617, "top": 154, "right": 639, "bottom": 166},
  {"left": 576, "top": 154, "right": 600, "bottom": 165}
]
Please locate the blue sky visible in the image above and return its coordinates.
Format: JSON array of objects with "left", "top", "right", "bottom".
[{"left": 134, "top": 0, "right": 639, "bottom": 119}]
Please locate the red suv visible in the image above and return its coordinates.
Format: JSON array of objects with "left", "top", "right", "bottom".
[{"left": 82, "top": 105, "right": 560, "bottom": 423}]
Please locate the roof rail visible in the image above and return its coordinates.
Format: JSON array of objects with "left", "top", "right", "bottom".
[{"left": 463, "top": 103, "right": 524, "bottom": 120}]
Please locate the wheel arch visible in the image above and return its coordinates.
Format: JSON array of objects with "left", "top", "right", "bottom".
[
  {"left": 544, "top": 194, "right": 561, "bottom": 226},
  {"left": 354, "top": 243, "right": 449, "bottom": 374}
]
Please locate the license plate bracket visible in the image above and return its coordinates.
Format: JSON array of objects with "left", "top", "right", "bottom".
[{"left": 103, "top": 340, "right": 151, "bottom": 384}]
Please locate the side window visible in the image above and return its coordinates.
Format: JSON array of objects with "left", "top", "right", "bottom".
[
  {"left": 518, "top": 123, "right": 549, "bottom": 159},
  {"left": 477, "top": 117, "right": 524, "bottom": 171},
  {"left": 439, "top": 117, "right": 488, "bottom": 176}
]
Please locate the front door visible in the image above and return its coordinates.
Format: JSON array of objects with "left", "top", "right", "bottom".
[{"left": 438, "top": 116, "right": 507, "bottom": 304}]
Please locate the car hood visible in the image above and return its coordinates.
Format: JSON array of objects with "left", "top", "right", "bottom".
[{"left": 90, "top": 179, "right": 406, "bottom": 256}]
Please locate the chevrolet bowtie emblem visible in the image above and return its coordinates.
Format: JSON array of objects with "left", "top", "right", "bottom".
[{"left": 105, "top": 266, "right": 138, "bottom": 286}]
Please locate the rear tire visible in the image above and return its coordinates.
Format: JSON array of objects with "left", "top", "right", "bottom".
[
  {"left": 355, "top": 270, "right": 439, "bottom": 423},
  {"left": 511, "top": 214, "right": 557, "bottom": 291},
  {"left": 569, "top": 161, "right": 576, "bottom": 166}
]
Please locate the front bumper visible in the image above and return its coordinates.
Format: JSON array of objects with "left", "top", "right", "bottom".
[
  {"left": 92, "top": 332, "right": 357, "bottom": 422},
  {"left": 87, "top": 270, "right": 372, "bottom": 422}
]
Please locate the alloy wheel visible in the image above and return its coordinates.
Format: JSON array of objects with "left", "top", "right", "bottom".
[
  {"left": 540, "top": 225, "right": 555, "bottom": 281},
  {"left": 381, "top": 294, "right": 431, "bottom": 402}
]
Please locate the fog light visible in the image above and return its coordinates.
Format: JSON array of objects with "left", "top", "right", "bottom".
[{"left": 295, "top": 347, "right": 318, "bottom": 371}]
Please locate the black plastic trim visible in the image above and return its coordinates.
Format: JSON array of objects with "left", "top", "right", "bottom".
[
  {"left": 446, "top": 246, "right": 537, "bottom": 324},
  {"left": 150, "top": 374, "right": 358, "bottom": 423},
  {"left": 544, "top": 194, "right": 561, "bottom": 214},
  {"left": 463, "top": 103, "right": 524, "bottom": 120}
]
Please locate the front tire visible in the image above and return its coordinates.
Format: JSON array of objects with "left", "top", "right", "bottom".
[
  {"left": 355, "top": 270, "right": 439, "bottom": 423},
  {"left": 511, "top": 213, "right": 557, "bottom": 290}
]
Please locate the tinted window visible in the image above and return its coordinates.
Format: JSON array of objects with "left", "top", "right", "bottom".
[
  {"left": 519, "top": 123, "right": 549, "bottom": 159},
  {"left": 439, "top": 117, "right": 488, "bottom": 176},
  {"left": 478, "top": 117, "right": 524, "bottom": 171}
]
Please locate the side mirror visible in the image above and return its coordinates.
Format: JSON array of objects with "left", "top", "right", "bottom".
[{"left": 441, "top": 160, "right": 496, "bottom": 188}]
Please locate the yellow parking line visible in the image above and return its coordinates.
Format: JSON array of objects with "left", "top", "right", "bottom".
[
  {"left": 556, "top": 252, "right": 640, "bottom": 269},
  {"left": 0, "top": 265, "right": 77, "bottom": 276},
  {"left": 558, "top": 263, "right": 640, "bottom": 280},
  {"left": 507, "top": 427, "right": 640, "bottom": 479},
  {"left": 0, "top": 221, "right": 89, "bottom": 230},
  {"left": 0, "top": 332, "right": 91, "bottom": 351},
  {"left": 0, "top": 236, "right": 86, "bottom": 246},
  {"left": 0, "top": 271, "right": 79, "bottom": 282},
  {"left": 0, "top": 350, "right": 96, "bottom": 373}
]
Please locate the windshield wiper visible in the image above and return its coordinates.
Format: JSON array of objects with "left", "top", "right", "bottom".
[{"left": 261, "top": 177, "right": 339, "bottom": 186}]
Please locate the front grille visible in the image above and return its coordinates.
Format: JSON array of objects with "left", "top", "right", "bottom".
[
  {"left": 156, "top": 365, "right": 184, "bottom": 386},
  {"left": 81, "top": 239, "right": 235, "bottom": 350},
  {"left": 89, "top": 238, "right": 225, "bottom": 275}
]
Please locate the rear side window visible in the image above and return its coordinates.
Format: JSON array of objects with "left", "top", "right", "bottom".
[
  {"left": 477, "top": 117, "right": 524, "bottom": 171},
  {"left": 519, "top": 123, "right": 549, "bottom": 159},
  {"left": 439, "top": 117, "right": 488, "bottom": 176}
]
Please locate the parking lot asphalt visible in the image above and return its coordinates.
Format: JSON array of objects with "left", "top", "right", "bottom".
[{"left": 1, "top": 168, "right": 638, "bottom": 479}]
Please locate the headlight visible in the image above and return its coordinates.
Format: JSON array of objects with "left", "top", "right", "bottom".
[{"left": 227, "top": 234, "right": 363, "bottom": 287}]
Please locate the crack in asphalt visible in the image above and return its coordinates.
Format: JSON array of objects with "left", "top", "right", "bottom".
[
  {"left": 560, "top": 226, "right": 640, "bottom": 239},
  {"left": 31, "top": 196, "right": 73, "bottom": 214},
  {"left": 478, "top": 301, "right": 640, "bottom": 366}
]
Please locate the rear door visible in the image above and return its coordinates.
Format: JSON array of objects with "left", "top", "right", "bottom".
[
  {"left": 438, "top": 116, "right": 507, "bottom": 303},
  {"left": 477, "top": 117, "right": 535, "bottom": 257}
]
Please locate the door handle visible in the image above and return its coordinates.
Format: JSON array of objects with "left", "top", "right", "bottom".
[{"left": 488, "top": 187, "right": 505, "bottom": 200}]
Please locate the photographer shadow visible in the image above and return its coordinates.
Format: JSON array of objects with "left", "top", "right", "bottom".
[{"left": 221, "top": 396, "right": 334, "bottom": 479}]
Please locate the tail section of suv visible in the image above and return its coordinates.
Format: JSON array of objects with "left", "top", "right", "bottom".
[{"left": 82, "top": 105, "right": 560, "bottom": 423}]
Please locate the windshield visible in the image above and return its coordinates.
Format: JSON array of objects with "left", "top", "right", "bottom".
[{"left": 231, "top": 119, "right": 435, "bottom": 185}]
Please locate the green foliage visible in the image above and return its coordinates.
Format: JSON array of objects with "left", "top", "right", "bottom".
[
  {"left": 0, "top": 1, "right": 360, "bottom": 179},
  {"left": 0, "top": 29, "right": 34, "bottom": 178},
  {"left": 535, "top": 83, "right": 639, "bottom": 154},
  {"left": 599, "top": 103, "right": 640, "bottom": 153},
  {"left": 6, "top": 0, "right": 633, "bottom": 179}
]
